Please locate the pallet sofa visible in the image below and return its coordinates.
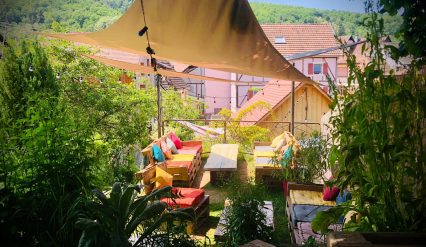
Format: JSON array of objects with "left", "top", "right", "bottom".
[
  {"left": 285, "top": 182, "right": 345, "bottom": 246},
  {"left": 135, "top": 164, "right": 209, "bottom": 233},
  {"left": 138, "top": 131, "right": 202, "bottom": 187}
]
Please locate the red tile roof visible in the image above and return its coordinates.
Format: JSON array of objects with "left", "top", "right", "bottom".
[
  {"left": 261, "top": 24, "right": 343, "bottom": 57},
  {"left": 237, "top": 80, "right": 301, "bottom": 126}
]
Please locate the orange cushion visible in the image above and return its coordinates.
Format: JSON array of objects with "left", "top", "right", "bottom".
[
  {"left": 165, "top": 160, "right": 193, "bottom": 169},
  {"left": 161, "top": 188, "right": 205, "bottom": 208}
]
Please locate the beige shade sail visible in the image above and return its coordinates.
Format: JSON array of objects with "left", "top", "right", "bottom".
[
  {"left": 82, "top": 54, "right": 256, "bottom": 84},
  {"left": 43, "top": 0, "right": 312, "bottom": 84}
]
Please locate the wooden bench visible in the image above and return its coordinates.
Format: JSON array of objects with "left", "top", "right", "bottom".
[
  {"left": 285, "top": 182, "right": 342, "bottom": 246},
  {"left": 134, "top": 164, "right": 210, "bottom": 233},
  {"left": 204, "top": 144, "right": 239, "bottom": 185}
]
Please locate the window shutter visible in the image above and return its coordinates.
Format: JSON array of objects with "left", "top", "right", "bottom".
[
  {"left": 323, "top": 63, "right": 328, "bottom": 75},
  {"left": 308, "top": 63, "right": 313, "bottom": 74},
  {"left": 247, "top": 89, "right": 254, "bottom": 100}
]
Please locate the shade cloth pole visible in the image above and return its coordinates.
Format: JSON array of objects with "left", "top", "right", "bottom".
[
  {"left": 156, "top": 74, "right": 162, "bottom": 138},
  {"left": 291, "top": 80, "right": 295, "bottom": 134}
]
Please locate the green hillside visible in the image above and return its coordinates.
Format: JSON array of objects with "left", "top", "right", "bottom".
[
  {"left": 250, "top": 2, "right": 402, "bottom": 37},
  {"left": 1, "top": 0, "right": 402, "bottom": 37}
]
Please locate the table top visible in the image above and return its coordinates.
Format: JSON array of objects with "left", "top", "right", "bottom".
[{"left": 204, "top": 144, "right": 239, "bottom": 171}]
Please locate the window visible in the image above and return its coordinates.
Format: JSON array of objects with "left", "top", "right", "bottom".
[
  {"left": 313, "top": 64, "right": 322, "bottom": 74},
  {"left": 308, "top": 63, "right": 328, "bottom": 75},
  {"left": 274, "top": 36, "right": 286, "bottom": 44}
]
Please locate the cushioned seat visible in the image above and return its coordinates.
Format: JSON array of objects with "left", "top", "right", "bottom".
[
  {"left": 177, "top": 149, "right": 198, "bottom": 156},
  {"left": 254, "top": 145, "right": 274, "bottom": 152},
  {"left": 290, "top": 204, "right": 334, "bottom": 226},
  {"left": 178, "top": 144, "right": 202, "bottom": 154},
  {"left": 170, "top": 154, "right": 195, "bottom": 162},
  {"left": 255, "top": 157, "right": 274, "bottom": 166},
  {"left": 165, "top": 160, "right": 193, "bottom": 169},
  {"left": 290, "top": 190, "right": 336, "bottom": 206},
  {"left": 161, "top": 187, "right": 205, "bottom": 208},
  {"left": 295, "top": 222, "right": 342, "bottom": 245},
  {"left": 254, "top": 150, "right": 275, "bottom": 157}
]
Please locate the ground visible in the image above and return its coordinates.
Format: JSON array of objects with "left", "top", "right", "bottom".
[{"left": 190, "top": 141, "right": 292, "bottom": 246}]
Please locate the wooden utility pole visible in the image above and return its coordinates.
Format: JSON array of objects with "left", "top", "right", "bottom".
[
  {"left": 291, "top": 80, "right": 295, "bottom": 134},
  {"left": 156, "top": 74, "right": 162, "bottom": 138}
]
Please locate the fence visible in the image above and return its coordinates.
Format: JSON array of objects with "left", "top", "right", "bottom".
[{"left": 162, "top": 119, "right": 321, "bottom": 143}]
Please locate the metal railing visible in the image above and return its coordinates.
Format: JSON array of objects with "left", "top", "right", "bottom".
[{"left": 162, "top": 119, "right": 321, "bottom": 143}]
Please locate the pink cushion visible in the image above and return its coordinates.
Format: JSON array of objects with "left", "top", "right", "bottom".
[
  {"left": 177, "top": 149, "right": 198, "bottom": 156},
  {"left": 160, "top": 139, "right": 173, "bottom": 159},
  {"left": 323, "top": 186, "right": 340, "bottom": 201},
  {"left": 161, "top": 188, "right": 205, "bottom": 208},
  {"left": 169, "top": 132, "right": 183, "bottom": 149},
  {"left": 178, "top": 144, "right": 202, "bottom": 154}
]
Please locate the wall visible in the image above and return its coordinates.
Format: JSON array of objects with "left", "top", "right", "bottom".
[
  {"left": 258, "top": 84, "right": 331, "bottom": 138},
  {"left": 301, "top": 57, "right": 338, "bottom": 84},
  {"left": 204, "top": 69, "right": 232, "bottom": 114}
]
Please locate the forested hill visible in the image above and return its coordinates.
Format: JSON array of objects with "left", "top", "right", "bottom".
[
  {"left": 1, "top": 0, "right": 402, "bottom": 37},
  {"left": 250, "top": 2, "right": 402, "bottom": 37}
]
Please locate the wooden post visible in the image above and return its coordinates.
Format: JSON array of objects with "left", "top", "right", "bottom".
[
  {"left": 291, "top": 80, "right": 295, "bottom": 135},
  {"left": 223, "top": 121, "right": 227, "bottom": 143},
  {"left": 156, "top": 74, "right": 162, "bottom": 138}
]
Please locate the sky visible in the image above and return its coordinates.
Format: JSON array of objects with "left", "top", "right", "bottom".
[{"left": 249, "top": 0, "right": 373, "bottom": 13}]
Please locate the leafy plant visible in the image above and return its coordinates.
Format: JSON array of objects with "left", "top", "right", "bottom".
[
  {"left": 271, "top": 132, "right": 328, "bottom": 184},
  {"left": 76, "top": 183, "right": 196, "bottom": 247},
  {"left": 319, "top": 1, "right": 426, "bottom": 232},
  {"left": 214, "top": 101, "right": 270, "bottom": 150},
  {"left": 222, "top": 179, "right": 273, "bottom": 246}
]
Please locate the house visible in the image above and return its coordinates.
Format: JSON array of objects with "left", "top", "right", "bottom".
[
  {"left": 237, "top": 79, "right": 332, "bottom": 137},
  {"left": 201, "top": 23, "right": 342, "bottom": 115},
  {"left": 336, "top": 35, "right": 412, "bottom": 92}
]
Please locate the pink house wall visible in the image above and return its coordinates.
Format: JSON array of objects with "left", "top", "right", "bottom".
[{"left": 204, "top": 69, "right": 232, "bottom": 114}]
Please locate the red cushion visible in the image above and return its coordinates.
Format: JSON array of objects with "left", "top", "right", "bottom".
[
  {"left": 323, "top": 186, "right": 340, "bottom": 201},
  {"left": 161, "top": 188, "right": 205, "bottom": 208},
  {"left": 169, "top": 132, "right": 183, "bottom": 149}
]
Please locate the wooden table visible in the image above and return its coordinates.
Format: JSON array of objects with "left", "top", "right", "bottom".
[
  {"left": 214, "top": 200, "right": 274, "bottom": 241},
  {"left": 204, "top": 144, "right": 239, "bottom": 184}
]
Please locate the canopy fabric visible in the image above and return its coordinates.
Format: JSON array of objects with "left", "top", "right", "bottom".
[
  {"left": 44, "top": 0, "right": 312, "bottom": 83},
  {"left": 83, "top": 54, "right": 250, "bottom": 84}
]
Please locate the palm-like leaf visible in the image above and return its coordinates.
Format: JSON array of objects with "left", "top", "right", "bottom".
[{"left": 77, "top": 183, "right": 194, "bottom": 247}]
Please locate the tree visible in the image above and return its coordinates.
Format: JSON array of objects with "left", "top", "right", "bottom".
[
  {"left": 313, "top": 1, "right": 426, "bottom": 233},
  {"left": 379, "top": 0, "right": 426, "bottom": 64}
]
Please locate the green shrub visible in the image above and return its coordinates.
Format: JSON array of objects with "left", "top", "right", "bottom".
[{"left": 222, "top": 180, "right": 273, "bottom": 246}]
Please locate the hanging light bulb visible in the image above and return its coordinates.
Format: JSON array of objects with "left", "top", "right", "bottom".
[
  {"left": 29, "top": 64, "right": 33, "bottom": 72},
  {"left": 213, "top": 97, "right": 216, "bottom": 104},
  {"left": 56, "top": 73, "right": 60, "bottom": 79},
  {"left": 79, "top": 76, "right": 83, "bottom": 83},
  {"left": 138, "top": 26, "right": 148, "bottom": 37}
]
